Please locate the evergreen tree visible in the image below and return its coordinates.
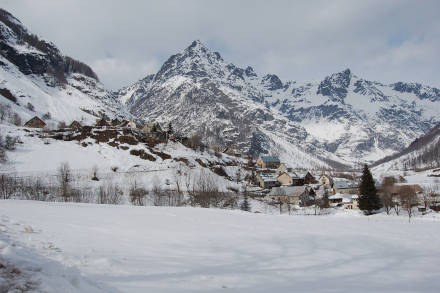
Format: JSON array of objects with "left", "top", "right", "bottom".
[
  {"left": 167, "top": 122, "right": 173, "bottom": 135},
  {"left": 358, "top": 164, "right": 381, "bottom": 214},
  {"left": 240, "top": 193, "right": 251, "bottom": 212}
]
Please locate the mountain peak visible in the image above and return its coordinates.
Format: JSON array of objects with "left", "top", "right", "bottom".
[{"left": 183, "top": 40, "right": 222, "bottom": 60}]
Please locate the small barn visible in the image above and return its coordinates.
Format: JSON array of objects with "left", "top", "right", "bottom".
[
  {"left": 69, "top": 120, "right": 82, "bottom": 130},
  {"left": 24, "top": 116, "right": 46, "bottom": 128},
  {"left": 256, "top": 155, "right": 281, "bottom": 169},
  {"left": 142, "top": 122, "right": 163, "bottom": 134}
]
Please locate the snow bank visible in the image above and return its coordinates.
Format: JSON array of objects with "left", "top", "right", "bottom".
[{"left": 0, "top": 200, "right": 439, "bottom": 292}]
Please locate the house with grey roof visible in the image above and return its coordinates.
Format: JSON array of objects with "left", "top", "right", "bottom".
[
  {"left": 256, "top": 173, "right": 280, "bottom": 189},
  {"left": 256, "top": 155, "right": 281, "bottom": 169}
]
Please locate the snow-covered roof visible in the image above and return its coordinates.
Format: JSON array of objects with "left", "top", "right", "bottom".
[
  {"left": 333, "top": 179, "right": 359, "bottom": 189},
  {"left": 258, "top": 173, "right": 278, "bottom": 182},
  {"left": 268, "top": 186, "right": 305, "bottom": 196},
  {"left": 278, "top": 171, "right": 299, "bottom": 179}
]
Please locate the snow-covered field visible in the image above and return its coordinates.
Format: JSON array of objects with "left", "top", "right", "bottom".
[{"left": 1, "top": 200, "right": 439, "bottom": 292}]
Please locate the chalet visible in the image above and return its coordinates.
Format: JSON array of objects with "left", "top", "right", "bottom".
[
  {"left": 111, "top": 118, "right": 121, "bottom": 126},
  {"left": 256, "top": 173, "right": 280, "bottom": 189},
  {"left": 333, "top": 179, "right": 360, "bottom": 195},
  {"left": 268, "top": 186, "right": 308, "bottom": 205},
  {"left": 69, "top": 120, "right": 82, "bottom": 130},
  {"left": 119, "top": 120, "right": 137, "bottom": 129},
  {"left": 297, "top": 171, "right": 317, "bottom": 184},
  {"left": 277, "top": 171, "right": 302, "bottom": 186},
  {"left": 319, "top": 174, "right": 334, "bottom": 187},
  {"left": 96, "top": 118, "right": 110, "bottom": 127},
  {"left": 24, "top": 116, "right": 46, "bottom": 128},
  {"left": 256, "top": 155, "right": 281, "bottom": 169}
]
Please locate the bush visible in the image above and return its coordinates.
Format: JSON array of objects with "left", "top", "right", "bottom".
[
  {"left": 42, "top": 112, "right": 51, "bottom": 120},
  {"left": 0, "top": 88, "right": 17, "bottom": 103},
  {"left": 26, "top": 102, "right": 35, "bottom": 111},
  {"left": 98, "top": 183, "right": 123, "bottom": 205},
  {"left": 129, "top": 181, "right": 148, "bottom": 206}
]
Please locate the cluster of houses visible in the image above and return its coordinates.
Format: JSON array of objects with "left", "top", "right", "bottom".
[
  {"left": 23, "top": 116, "right": 167, "bottom": 138},
  {"left": 252, "top": 155, "right": 437, "bottom": 212}
]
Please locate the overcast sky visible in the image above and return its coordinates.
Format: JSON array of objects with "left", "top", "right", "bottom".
[{"left": 2, "top": 0, "right": 440, "bottom": 89}]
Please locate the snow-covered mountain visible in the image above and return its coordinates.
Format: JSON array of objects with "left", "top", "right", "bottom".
[
  {"left": 372, "top": 123, "right": 440, "bottom": 171},
  {"left": 117, "top": 41, "right": 346, "bottom": 169},
  {"left": 0, "top": 9, "right": 130, "bottom": 126},
  {"left": 117, "top": 40, "right": 440, "bottom": 167}
]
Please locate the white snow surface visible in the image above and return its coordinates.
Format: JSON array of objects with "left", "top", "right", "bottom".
[{"left": 1, "top": 200, "right": 440, "bottom": 293}]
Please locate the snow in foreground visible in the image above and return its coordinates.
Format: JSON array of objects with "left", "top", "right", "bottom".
[{"left": 0, "top": 200, "right": 439, "bottom": 292}]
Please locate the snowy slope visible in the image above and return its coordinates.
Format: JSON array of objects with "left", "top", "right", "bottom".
[
  {"left": 117, "top": 41, "right": 440, "bottom": 166},
  {"left": 1, "top": 200, "right": 440, "bottom": 293},
  {"left": 372, "top": 123, "right": 440, "bottom": 172},
  {"left": 0, "top": 9, "right": 131, "bottom": 126},
  {"left": 0, "top": 124, "right": 244, "bottom": 193}
]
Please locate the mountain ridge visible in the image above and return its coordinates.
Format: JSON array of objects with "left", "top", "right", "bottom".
[{"left": 116, "top": 40, "right": 440, "bottom": 168}]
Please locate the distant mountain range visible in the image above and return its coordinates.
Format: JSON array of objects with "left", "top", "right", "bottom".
[
  {"left": 116, "top": 40, "right": 440, "bottom": 168},
  {"left": 1, "top": 8, "right": 439, "bottom": 169}
]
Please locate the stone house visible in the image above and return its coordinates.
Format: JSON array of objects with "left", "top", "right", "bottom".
[
  {"left": 96, "top": 118, "right": 110, "bottom": 127},
  {"left": 142, "top": 122, "right": 163, "bottom": 134},
  {"left": 119, "top": 120, "right": 137, "bottom": 129},
  {"left": 268, "top": 186, "right": 306, "bottom": 205}
]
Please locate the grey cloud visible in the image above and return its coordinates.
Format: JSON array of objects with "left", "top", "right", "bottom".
[{"left": 2, "top": 0, "right": 439, "bottom": 89}]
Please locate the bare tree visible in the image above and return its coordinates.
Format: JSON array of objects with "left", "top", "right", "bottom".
[
  {"left": 91, "top": 165, "right": 99, "bottom": 181},
  {"left": 26, "top": 102, "right": 35, "bottom": 112},
  {"left": 129, "top": 180, "right": 148, "bottom": 206},
  {"left": 57, "top": 121, "right": 67, "bottom": 129},
  {"left": 399, "top": 185, "right": 419, "bottom": 222},
  {"left": 10, "top": 112, "right": 21, "bottom": 126},
  {"left": 98, "top": 182, "right": 123, "bottom": 204},
  {"left": 190, "top": 169, "right": 223, "bottom": 208},
  {"left": 58, "top": 162, "right": 71, "bottom": 202},
  {"left": 380, "top": 177, "right": 396, "bottom": 215},
  {"left": 0, "top": 103, "right": 11, "bottom": 122}
]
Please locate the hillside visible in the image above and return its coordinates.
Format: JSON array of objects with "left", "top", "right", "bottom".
[
  {"left": 0, "top": 8, "right": 131, "bottom": 127},
  {"left": 117, "top": 41, "right": 440, "bottom": 167},
  {"left": 373, "top": 123, "right": 440, "bottom": 171}
]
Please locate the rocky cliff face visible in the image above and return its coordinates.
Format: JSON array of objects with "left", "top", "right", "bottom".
[
  {"left": 0, "top": 9, "right": 130, "bottom": 124},
  {"left": 117, "top": 40, "right": 440, "bottom": 168}
]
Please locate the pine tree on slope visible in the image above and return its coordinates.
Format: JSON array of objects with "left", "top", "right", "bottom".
[{"left": 358, "top": 164, "right": 382, "bottom": 215}]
